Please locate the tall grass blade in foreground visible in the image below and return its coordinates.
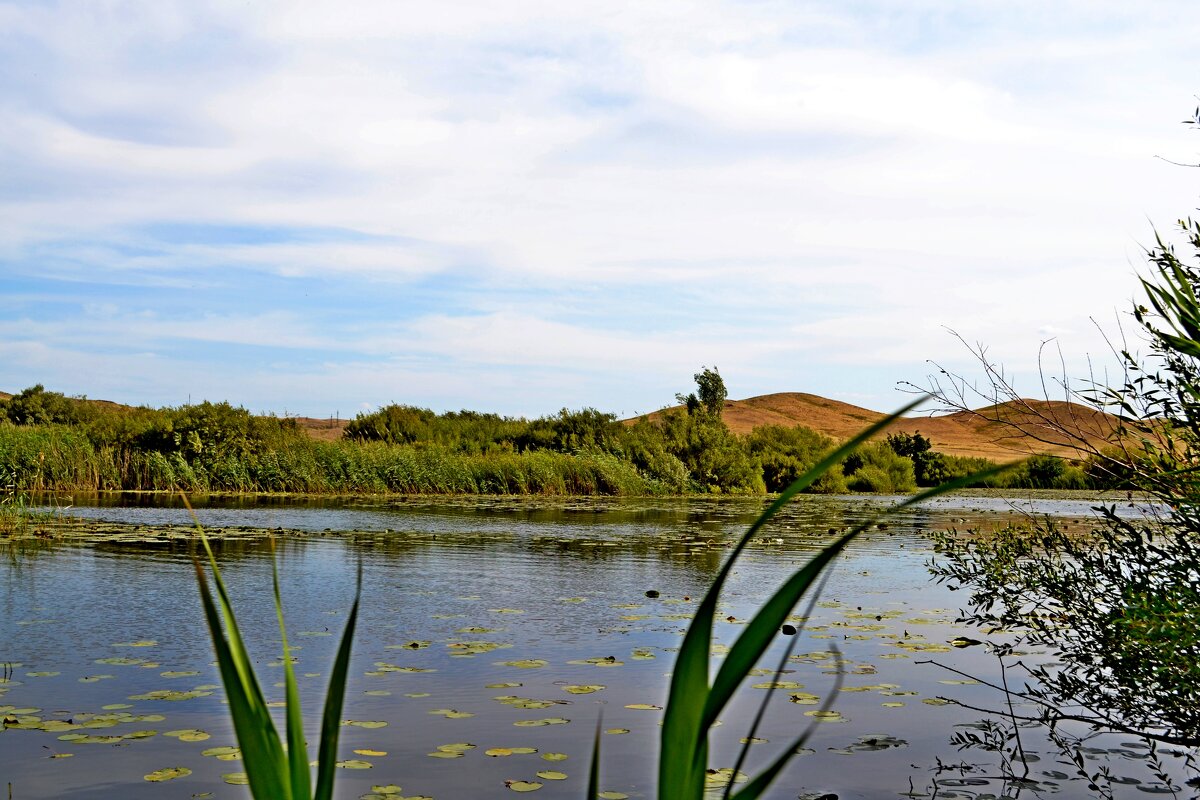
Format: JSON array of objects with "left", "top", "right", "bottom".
[
  {"left": 188, "top": 495, "right": 361, "bottom": 799},
  {"left": 655, "top": 402, "right": 1011, "bottom": 800}
]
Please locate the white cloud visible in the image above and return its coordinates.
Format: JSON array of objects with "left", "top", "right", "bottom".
[{"left": 3, "top": 0, "right": 1199, "bottom": 411}]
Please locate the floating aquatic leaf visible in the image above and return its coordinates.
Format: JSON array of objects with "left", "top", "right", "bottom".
[
  {"left": 336, "top": 760, "right": 373, "bottom": 769},
  {"left": 343, "top": 720, "right": 389, "bottom": 728},
  {"left": 355, "top": 749, "right": 387, "bottom": 757},
  {"left": 122, "top": 730, "right": 159, "bottom": 740},
  {"left": 144, "top": 766, "right": 191, "bottom": 782},
  {"left": 787, "top": 692, "right": 821, "bottom": 705},
  {"left": 566, "top": 656, "right": 623, "bottom": 667},
  {"left": 604, "top": 728, "right": 630, "bottom": 735},
  {"left": 428, "top": 709, "right": 474, "bottom": 719},
  {"left": 222, "top": 772, "right": 249, "bottom": 785},
  {"left": 201, "top": 745, "right": 241, "bottom": 759},
  {"left": 160, "top": 670, "right": 200, "bottom": 678},
  {"left": 486, "top": 682, "right": 522, "bottom": 689},
  {"left": 803, "top": 710, "right": 846, "bottom": 722},
  {"left": 597, "top": 792, "right": 629, "bottom": 799},
  {"left": 164, "top": 729, "right": 210, "bottom": 742},
  {"left": 37, "top": 720, "right": 81, "bottom": 732},
  {"left": 541, "top": 753, "right": 567, "bottom": 762},
  {"left": 505, "top": 780, "right": 542, "bottom": 792},
  {"left": 751, "top": 680, "right": 803, "bottom": 690},
  {"left": 704, "top": 767, "right": 748, "bottom": 787},
  {"left": 623, "top": 704, "right": 661, "bottom": 711},
  {"left": 495, "top": 660, "right": 548, "bottom": 669},
  {"left": 127, "top": 689, "right": 212, "bottom": 701},
  {"left": 513, "top": 718, "right": 569, "bottom": 727},
  {"left": 535, "top": 770, "right": 567, "bottom": 780},
  {"left": 562, "top": 685, "right": 604, "bottom": 695}
]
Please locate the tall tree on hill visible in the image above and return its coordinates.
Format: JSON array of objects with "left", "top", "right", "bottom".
[{"left": 694, "top": 366, "right": 727, "bottom": 417}]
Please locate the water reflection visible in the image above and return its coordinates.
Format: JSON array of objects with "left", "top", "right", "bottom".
[{"left": 0, "top": 495, "right": 1182, "bottom": 799}]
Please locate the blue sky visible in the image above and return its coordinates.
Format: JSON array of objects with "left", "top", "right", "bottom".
[{"left": 2, "top": 1, "right": 1199, "bottom": 418}]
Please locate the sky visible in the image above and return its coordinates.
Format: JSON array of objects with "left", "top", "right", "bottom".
[{"left": 2, "top": 1, "right": 1200, "bottom": 419}]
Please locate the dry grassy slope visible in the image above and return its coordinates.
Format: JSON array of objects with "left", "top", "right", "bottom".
[
  {"left": 295, "top": 417, "right": 348, "bottom": 442},
  {"left": 634, "top": 392, "right": 1122, "bottom": 461}
]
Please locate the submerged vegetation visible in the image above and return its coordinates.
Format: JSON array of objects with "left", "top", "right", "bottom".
[{"left": 0, "top": 373, "right": 1108, "bottom": 497}]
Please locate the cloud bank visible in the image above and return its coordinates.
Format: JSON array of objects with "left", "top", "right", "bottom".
[{"left": 2, "top": 0, "right": 1198, "bottom": 415}]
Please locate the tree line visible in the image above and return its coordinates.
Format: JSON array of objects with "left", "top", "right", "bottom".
[{"left": 0, "top": 367, "right": 1116, "bottom": 495}]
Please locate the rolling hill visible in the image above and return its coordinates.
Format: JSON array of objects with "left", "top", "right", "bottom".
[{"left": 632, "top": 392, "right": 1122, "bottom": 461}]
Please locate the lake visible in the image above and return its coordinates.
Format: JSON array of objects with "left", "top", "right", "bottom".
[{"left": 0, "top": 493, "right": 1181, "bottom": 799}]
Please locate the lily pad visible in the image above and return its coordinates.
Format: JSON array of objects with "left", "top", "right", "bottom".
[
  {"left": 506, "top": 780, "right": 542, "bottom": 792},
  {"left": 144, "top": 766, "right": 191, "bottom": 782}
]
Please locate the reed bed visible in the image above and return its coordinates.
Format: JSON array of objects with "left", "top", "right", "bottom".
[{"left": 0, "top": 424, "right": 654, "bottom": 495}]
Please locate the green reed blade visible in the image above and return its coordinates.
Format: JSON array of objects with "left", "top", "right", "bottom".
[
  {"left": 703, "top": 463, "right": 1011, "bottom": 732},
  {"left": 186, "top": 493, "right": 290, "bottom": 798},
  {"left": 314, "top": 562, "right": 362, "bottom": 800},
  {"left": 272, "top": 544, "right": 312, "bottom": 799},
  {"left": 719, "top": 574, "right": 831, "bottom": 800},
  {"left": 194, "top": 559, "right": 291, "bottom": 798},
  {"left": 585, "top": 714, "right": 602, "bottom": 800},
  {"left": 658, "top": 399, "right": 923, "bottom": 800}
]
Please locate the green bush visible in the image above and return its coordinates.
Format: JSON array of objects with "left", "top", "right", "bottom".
[
  {"left": 844, "top": 442, "right": 916, "bottom": 493},
  {"left": 747, "top": 424, "right": 847, "bottom": 493}
]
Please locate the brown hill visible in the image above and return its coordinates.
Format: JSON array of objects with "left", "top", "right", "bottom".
[
  {"left": 294, "top": 416, "right": 349, "bottom": 442},
  {"left": 633, "top": 392, "right": 1122, "bottom": 461}
]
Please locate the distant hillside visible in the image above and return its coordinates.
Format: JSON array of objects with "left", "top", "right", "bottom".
[
  {"left": 294, "top": 416, "right": 348, "bottom": 441},
  {"left": 632, "top": 392, "right": 1122, "bottom": 461}
]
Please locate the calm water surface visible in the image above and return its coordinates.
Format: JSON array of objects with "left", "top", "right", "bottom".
[{"left": 0, "top": 494, "right": 1176, "bottom": 799}]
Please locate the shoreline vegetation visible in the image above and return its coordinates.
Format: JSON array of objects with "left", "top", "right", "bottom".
[{"left": 0, "top": 380, "right": 1116, "bottom": 497}]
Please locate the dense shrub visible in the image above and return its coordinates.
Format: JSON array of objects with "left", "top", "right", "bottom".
[
  {"left": 844, "top": 442, "right": 917, "bottom": 493},
  {"left": 747, "top": 425, "right": 847, "bottom": 493}
]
